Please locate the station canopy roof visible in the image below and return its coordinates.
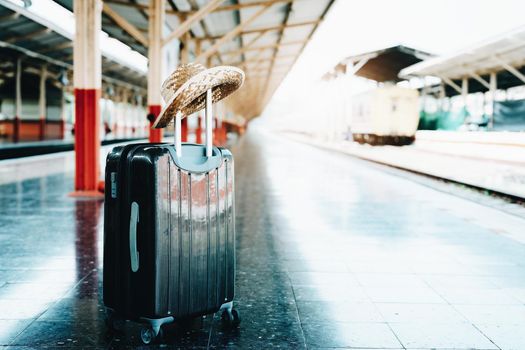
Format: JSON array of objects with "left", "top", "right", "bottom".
[
  {"left": 53, "top": 0, "right": 335, "bottom": 120},
  {"left": 400, "top": 25, "right": 525, "bottom": 97},
  {"left": 322, "top": 45, "right": 433, "bottom": 82},
  {"left": 0, "top": 0, "right": 147, "bottom": 95}
]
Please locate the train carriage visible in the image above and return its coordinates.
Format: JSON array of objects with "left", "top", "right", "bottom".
[{"left": 351, "top": 86, "right": 420, "bottom": 145}]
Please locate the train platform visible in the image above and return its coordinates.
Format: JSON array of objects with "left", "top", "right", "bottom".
[
  {"left": 289, "top": 131, "right": 525, "bottom": 199},
  {"left": 1, "top": 127, "right": 525, "bottom": 349},
  {"left": 0, "top": 137, "right": 148, "bottom": 160}
]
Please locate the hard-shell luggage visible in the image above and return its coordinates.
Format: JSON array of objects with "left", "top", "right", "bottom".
[{"left": 103, "top": 91, "right": 238, "bottom": 344}]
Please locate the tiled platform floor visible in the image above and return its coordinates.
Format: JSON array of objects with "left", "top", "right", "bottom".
[{"left": 1, "top": 126, "right": 525, "bottom": 349}]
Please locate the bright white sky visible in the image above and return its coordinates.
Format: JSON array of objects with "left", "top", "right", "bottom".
[{"left": 269, "top": 0, "right": 525, "bottom": 110}]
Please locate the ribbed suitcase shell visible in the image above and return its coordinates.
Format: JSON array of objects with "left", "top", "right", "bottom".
[{"left": 103, "top": 143, "right": 235, "bottom": 320}]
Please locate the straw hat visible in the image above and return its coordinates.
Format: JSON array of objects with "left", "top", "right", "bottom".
[{"left": 152, "top": 62, "right": 245, "bottom": 128}]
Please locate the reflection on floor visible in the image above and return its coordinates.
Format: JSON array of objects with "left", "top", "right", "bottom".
[{"left": 1, "top": 126, "right": 525, "bottom": 349}]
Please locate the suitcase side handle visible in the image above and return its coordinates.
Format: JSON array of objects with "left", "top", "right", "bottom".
[
  {"left": 129, "top": 201, "right": 140, "bottom": 272},
  {"left": 174, "top": 89, "right": 214, "bottom": 158}
]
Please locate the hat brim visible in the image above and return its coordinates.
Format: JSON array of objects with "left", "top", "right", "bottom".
[{"left": 152, "top": 66, "right": 245, "bottom": 129}]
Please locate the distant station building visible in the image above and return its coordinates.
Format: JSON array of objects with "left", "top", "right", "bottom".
[
  {"left": 323, "top": 45, "right": 432, "bottom": 83},
  {"left": 322, "top": 45, "right": 433, "bottom": 145},
  {"left": 401, "top": 25, "right": 525, "bottom": 132}
]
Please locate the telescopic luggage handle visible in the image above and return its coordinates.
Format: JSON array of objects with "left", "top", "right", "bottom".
[{"left": 174, "top": 89, "right": 214, "bottom": 158}]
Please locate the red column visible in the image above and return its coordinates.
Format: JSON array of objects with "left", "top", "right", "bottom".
[
  {"left": 221, "top": 123, "right": 227, "bottom": 143},
  {"left": 74, "top": 88, "right": 101, "bottom": 191},
  {"left": 181, "top": 117, "right": 188, "bottom": 142},
  {"left": 39, "top": 66, "right": 47, "bottom": 141},
  {"left": 13, "top": 117, "right": 20, "bottom": 143},
  {"left": 148, "top": 105, "right": 162, "bottom": 142},
  {"left": 196, "top": 115, "right": 202, "bottom": 144},
  {"left": 71, "top": 0, "right": 103, "bottom": 196},
  {"left": 60, "top": 119, "right": 65, "bottom": 139},
  {"left": 14, "top": 58, "right": 21, "bottom": 143},
  {"left": 147, "top": 0, "right": 164, "bottom": 143},
  {"left": 60, "top": 83, "right": 66, "bottom": 139},
  {"left": 39, "top": 119, "right": 45, "bottom": 141}
]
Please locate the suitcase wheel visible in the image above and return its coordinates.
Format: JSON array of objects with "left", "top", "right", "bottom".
[
  {"left": 140, "top": 326, "right": 163, "bottom": 345},
  {"left": 221, "top": 308, "right": 241, "bottom": 327}
]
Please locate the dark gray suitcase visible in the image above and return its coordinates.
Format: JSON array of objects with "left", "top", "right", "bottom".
[{"left": 103, "top": 114, "right": 238, "bottom": 344}]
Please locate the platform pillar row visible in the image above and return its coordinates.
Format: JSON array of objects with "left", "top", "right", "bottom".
[
  {"left": 73, "top": 0, "right": 102, "bottom": 193},
  {"left": 14, "top": 58, "right": 21, "bottom": 143},
  {"left": 39, "top": 65, "right": 47, "bottom": 141},
  {"left": 462, "top": 77, "right": 469, "bottom": 112},
  {"left": 147, "top": 0, "right": 164, "bottom": 143},
  {"left": 60, "top": 86, "right": 66, "bottom": 139},
  {"left": 181, "top": 118, "right": 188, "bottom": 142},
  {"left": 489, "top": 72, "right": 497, "bottom": 129},
  {"left": 196, "top": 115, "right": 202, "bottom": 144}
]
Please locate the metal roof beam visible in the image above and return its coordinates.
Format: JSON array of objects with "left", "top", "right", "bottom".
[
  {"left": 162, "top": 0, "right": 226, "bottom": 47},
  {"left": 494, "top": 57, "right": 525, "bottom": 84},
  {"left": 196, "top": 3, "right": 273, "bottom": 62},
  {"left": 222, "top": 39, "right": 306, "bottom": 57},
  {"left": 469, "top": 72, "right": 491, "bottom": 90},
  {"left": 221, "top": 24, "right": 269, "bottom": 61},
  {"left": 102, "top": 3, "right": 148, "bottom": 46},
  {"left": 105, "top": 0, "right": 295, "bottom": 15},
  {"left": 0, "top": 11, "right": 19, "bottom": 21},
  {"left": 440, "top": 76, "right": 462, "bottom": 94},
  {"left": 198, "top": 20, "right": 319, "bottom": 41},
  {"left": 6, "top": 28, "right": 51, "bottom": 44},
  {"left": 346, "top": 53, "right": 378, "bottom": 74},
  {"left": 230, "top": 54, "right": 297, "bottom": 66},
  {"left": 39, "top": 40, "right": 72, "bottom": 53},
  {"left": 204, "top": 0, "right": 294, "bottom": 13}
]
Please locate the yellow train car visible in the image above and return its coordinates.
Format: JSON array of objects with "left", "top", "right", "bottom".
[{"left": 351, "top": 86, "right": 419, "bottom": 145}]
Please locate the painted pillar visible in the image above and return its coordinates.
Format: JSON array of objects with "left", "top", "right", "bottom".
[
  {"left": 181, "top": 118, "right": 188, "bottom": 142},
  {"left": 439, "top": 82, "right": 446, "bottom": 117},
  {"left": 73, "top": 0, "right": 102, "bottom": 192},
  {"left": 60, "top": 86, "right": 66, "bottom": 139},
  {"left": 489, "top": 72, "right": 497, "bottom": 129},
  {"left": 132, "top": 92, "right": 138, "bottom": 136},
  {"left": 14, "top": 58, "right": 22, "bottom": 143},
  {"left": 101, "top": 91, "right": 108, "bottom": 136},
  {"left": 147, "top": 0, "right": 164, "bottom": 143},
  {"left": 113, "top": 88, "right": 120, "bottom": 137},
  {"left": 213, "top": 117, "right": 218, "bottom": 145},
  {"left": 122, "top": 89, "right": 129, "bottom": 137},
  {"left": 196, "top": 115, "right": 202, "bottom": 144},
  {"left": 462, "top": 77, "right": 469, "bottom": 115},
  {"left": 38, "top": 65, "right": 47, "bottom": 141}
]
